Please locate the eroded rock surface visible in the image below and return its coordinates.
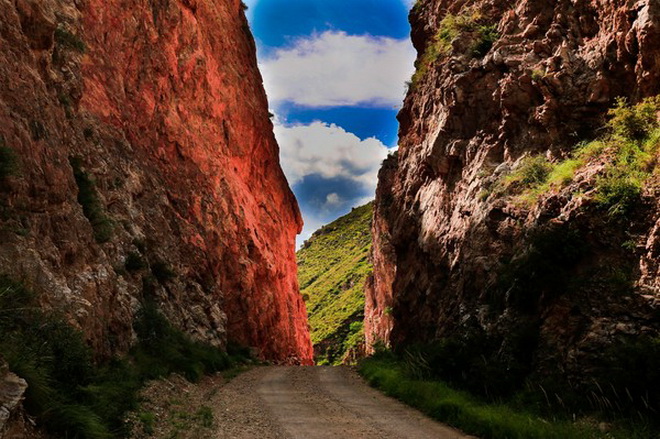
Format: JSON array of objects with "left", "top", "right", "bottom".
[
  {"left": 366, "top": 0, "right": 660, "bottom": 381},
  {"left": 0, "top": 0, "right": 312, "bottom": 364}
]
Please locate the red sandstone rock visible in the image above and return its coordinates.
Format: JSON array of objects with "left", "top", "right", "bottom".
[{"left": 0, "top": 0, "right": 312, "bottom": 364}]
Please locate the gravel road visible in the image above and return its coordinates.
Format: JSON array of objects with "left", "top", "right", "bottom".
[{"left": 211, "top": 366, "right": 471, "bottom": 439}]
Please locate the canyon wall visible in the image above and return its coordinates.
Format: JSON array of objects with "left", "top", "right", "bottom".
[
  {"left": 366, "top": 0, "right": 659, "bottom": 382},
  {"left": 0, "top": 0, "right": 312, "bottom": 366}
]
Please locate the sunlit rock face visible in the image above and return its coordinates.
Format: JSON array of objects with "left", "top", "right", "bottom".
[
  {"left": 367, "top": 0, "right": 660, "bottom": 378},
  {"left": 0, "top": 0, "right": 312, "bottom": 364}
]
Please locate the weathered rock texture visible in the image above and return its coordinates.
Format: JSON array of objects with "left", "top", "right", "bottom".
[
  {"left": 366, "top": 0, "right": 660, "bottom": 381},
  {"left": 0, "top": 0, "right": 312, "bottom": 364}
]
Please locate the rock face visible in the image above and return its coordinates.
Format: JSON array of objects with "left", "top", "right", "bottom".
[
  {"left": 0, "top": 358, "right": 27, "bottom": 435},
  {"left": 0, "top": 0, "right": 312, "bottom": 364},
  {"left": 366, "top": 0, "right": 660, "bottom": 381}
]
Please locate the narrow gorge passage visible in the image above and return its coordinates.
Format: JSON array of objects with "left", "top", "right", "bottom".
[{"left": 210, "top": 366, "right": 469, "bottom": 439}]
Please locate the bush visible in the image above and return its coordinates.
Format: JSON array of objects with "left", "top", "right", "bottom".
[
  {"left": 513, "top": 155, "right": 553, "bottom": 186},
  {"left": 472, "top": 24, "right": 498, "bottom": 57},
  {"left": 608, "top": 96, "right": 660, "bottom": 141},
  {"left": 410, "top": 9, "right": 498, "bottom": 87},
  {"left": 0, "top": 138, "right": 19, "bottom": 180},
  {"left": 489, "top": 97, "right": 659, "bottom": 211},
  {"left": 124, "top": 251, "right": 146, "bottom": 272},
  {"left": 594, "top": 170, "right": 642, "bottom": 217},
  {"left": 0, "top": 277, "right": 110, "bottom": 438},
  {"left": 0, "top": 276, "right": 248, "bottom": 438},
  {"left": 55, "top": 27, "right": 86, "bottom": 53},
  {"left": 133, "top": 301, "right": 232, "bottom": 382},
  {"left": 70, "top": 157, "right": 114, "bottom": 243},
  {"left": 151, "top": 260, "right": 176, "bottom": 283},
  {"left": 358, "top": 357, "right": 599, "bottom": 439}
]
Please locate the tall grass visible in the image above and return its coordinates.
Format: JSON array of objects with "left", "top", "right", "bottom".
[
  {"left": 359, "top": 356, "right": 597, "bottom": 439},
  {"left": 0, "top": 276, "right": 248, "bottom": 438}
]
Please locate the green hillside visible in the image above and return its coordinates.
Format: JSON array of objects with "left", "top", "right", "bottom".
[{"left": 297, "top": 202, "right": 373, "bottom": 365}]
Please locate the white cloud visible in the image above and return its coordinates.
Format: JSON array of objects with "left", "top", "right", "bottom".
[
  {"left": 260, "top": 31, "right": 415, "bottom": 107},
  {"left": 274, "top": 120, "right": 391, "bottom": 187},
  {"left": 325, "top": 193, "right": 343, "bottom": 207}
]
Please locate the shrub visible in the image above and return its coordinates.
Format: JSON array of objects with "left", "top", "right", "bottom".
[
  {"left": 0, "top": 276, "right": 248, "bottom": 438},
  {"left": 594, "top": 170, "right": 642, "bottom": 217},
  {"left": 151, "top": 260, "right": 176, "bottom": 283},
  {"left": 0, "top": 138, "right": 19, "bottom": 180},
  {"left": 472, "top": 24, "right": 498, "bottom": 57},
  {"left": 133, "top": 301, "right": 232, "bottom": 382},
  {"left": 608, "top": 96, "right": 660, "bottom": 141},
  {"left": 500, "top": 155, "right": 553, "bottom": 198},
  {"left": 0, "top": 277, "right": 110, "bottom": 438},
  {"left": 514, "top": 155, "right": 553, "bottom": 185},
  {"left": 410, "top": 10, "right": 498, "bottom": 87},
  {"left": 491, "top": 97, "right": 659, "bottom": 211},
  {"left": 70, "top": 157, "right": 114, "bottom": 243},
  {"left": 55, "top": 27, "right": 86, "bottom": 53},
  {"left": 358, "top": 357, "right": 599, "bottom": 439},
  {"left": 125, "top": 251, "right": 146, "bottom": 272}
]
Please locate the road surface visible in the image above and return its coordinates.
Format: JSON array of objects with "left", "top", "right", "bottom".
[{"left": 211, "top": 366, "right": 471, "bottom": 439}]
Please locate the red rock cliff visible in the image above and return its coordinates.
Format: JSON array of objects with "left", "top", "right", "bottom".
[
  {"left": 367, "top": 0, "right": 659, "bottom": 380},
  {"left": 0, "top": 0, "right": 312, "bottom": 364}
]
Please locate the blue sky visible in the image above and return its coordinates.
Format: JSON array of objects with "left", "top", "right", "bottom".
[{"left": 244, "top": 0, "right": 416, "bottom": 245}]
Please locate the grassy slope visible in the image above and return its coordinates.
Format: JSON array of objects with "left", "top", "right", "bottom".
[{"left": 297, "top": 202, "right": 373, "bottom": 364}]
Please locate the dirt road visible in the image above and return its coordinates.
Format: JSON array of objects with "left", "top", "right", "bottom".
[{"left": 210, "top": 366, "right": 470, "bottom": 439}]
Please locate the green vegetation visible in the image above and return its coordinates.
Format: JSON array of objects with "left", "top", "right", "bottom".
[
  {"left": 70, "top": 157, "right": 114, "bottom": 243},
  {"left": 0, "top": 275, "right": 248, "bottom": 438},
  {"left": 411, "top": 9, "right": 498, "bottom": 87},
  {"left": 484, "top": 96, "right": 660, "bottom": 217},
  {"left": 125, "top": 251, "right": 146, "bottom": 272},
  {"left": 0, "top": 137, "right": 19, "bottom": 180},
  {"left": 531, "top": 69, "right": 546, "bottom": 81},
  {"left": 55, "top": 26, "right": 86, "bottom": 53},
  {"left": 297, "top": 202, "right": 373, "bottom": 364},
  {"left": 359, "top": 355, "right": 614, "bottom": 439},
  {"left": 151, "top": 260, "right": 176, "bottom": 283}
]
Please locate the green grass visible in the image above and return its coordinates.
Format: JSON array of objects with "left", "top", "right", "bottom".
[
  {"left": 297, "top": 202, "right": 373, "bottom": 364},
  {"left": 0, "top": 276, "right": 249, "bottom": 438},
  {"left": 359, "top": 356, "right": 629, "bottom": 439},
  {"left": 486, "top": 96, "right": 660, "bottom": 215},
  {"left": 70, "top": 157, "right": 114, "bottom": 243},
  {"left": 410, "top": 9, "right": 498, "bottom": 87}
]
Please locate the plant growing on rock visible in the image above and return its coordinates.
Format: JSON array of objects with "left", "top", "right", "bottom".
[
  {"left": 410, "top": 9, "right": 499, "bottom": 87},
  {"left": 69, "top": 157, "right": 114, "bottom": 243},
  {"left": 54, "top": 26, "right": 86, "bottom": 53},
  {"left": 488, "top": 96, "right": 660, "bottom": 214},
  {"left": 0, "top": 137, "right": 19, "bottom": 180}
]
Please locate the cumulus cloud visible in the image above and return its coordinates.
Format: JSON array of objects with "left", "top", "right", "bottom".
[
  {"left": 274, "top": 120, "right": 390, "bottom": 188},
  {"left": 260, "top": 31, "right": 415, "bottom": 107},
  {"left": 274, "top": 120, "right": 391, "bottom": 247}
]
